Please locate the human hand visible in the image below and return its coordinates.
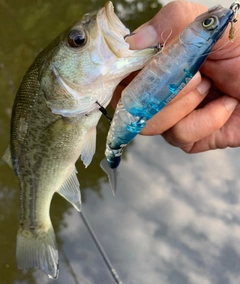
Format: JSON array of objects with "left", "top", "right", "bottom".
[{"left": 112, "top": 0, "right": 240, "bottom": 153}]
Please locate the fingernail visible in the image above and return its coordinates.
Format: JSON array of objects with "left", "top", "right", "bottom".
[
  {"left": 197, "top": 77, "right": 211, "bottom": 95},
  {"left": 224, "top": 97, "right": 238, "bottom": 112},
  {"left": 127, "top": 25, "right": 158, "bottom": 49}
]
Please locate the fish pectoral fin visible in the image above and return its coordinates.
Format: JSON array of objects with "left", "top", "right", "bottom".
[
  {"left": 57, "top": 167, "right": 82, "bottom": 212},
  {"left": 100, "top": 159, "right": 117, "bottom": 196},
  {"left": 2, "top": 145, "right": 12, "bottom": 168},
  {"left": 80, "top": 127, "right": 96, "bottom": 168},
  {"left": 16, "top": 225, "right": 59, "bottom": 279}
]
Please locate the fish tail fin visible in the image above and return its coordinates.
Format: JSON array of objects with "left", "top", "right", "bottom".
[
  {"left": 16, "top": 225, "right": 59, "bottom": 279},
  {"left": 100, "top": 159, "right": 117, "bottom": 196}
]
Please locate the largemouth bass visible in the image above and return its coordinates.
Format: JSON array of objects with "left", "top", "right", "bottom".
[
  {"left": 101, "top": 3, "right": 239, "bottom": 193},
  {"left": 3, "top": 1, "right": 156, "bottom": 279}
]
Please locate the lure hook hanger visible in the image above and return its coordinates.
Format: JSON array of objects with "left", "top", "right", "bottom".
[
  {"left": 228, "top": 2, "right": 240, "bottom": 40},
  {"left": 230, "top": 1, "right": 240, "bottom": 25},
  {"left": 230, "top": 1, "right": 240, "bottom": 14}
]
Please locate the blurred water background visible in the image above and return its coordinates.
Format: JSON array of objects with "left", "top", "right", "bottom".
[
  {"left": 162, "top": 0, "right": 234, "bottom": 7},
  {"left": 0, "top": 0, "right": 240, "bottom": 283}
]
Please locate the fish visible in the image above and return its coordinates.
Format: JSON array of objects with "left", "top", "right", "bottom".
[
  {"left": 2, "top": 1, "right": 157, "bottom": 279},
  {"left": 100, "top": 3, "right": 238, "bottom": 193}
]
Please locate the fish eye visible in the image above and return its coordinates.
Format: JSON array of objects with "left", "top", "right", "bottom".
[
  {"left": 202, "top": 17, "right": 216, "bottom": 29},
  {"left": 68, "top": 30, "right": 87, "bottom": 48}
]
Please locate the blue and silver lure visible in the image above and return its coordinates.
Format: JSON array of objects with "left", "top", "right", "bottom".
[{"left": 101, "top": 3, "right": 240, "bottom": 193}]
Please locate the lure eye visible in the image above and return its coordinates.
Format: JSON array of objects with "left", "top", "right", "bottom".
[
  {"left": 68, "top": 30, "right": 87, "bottom": 48},
  {"left": 202, "top": 17, "right": 216, "bottom": 28}
]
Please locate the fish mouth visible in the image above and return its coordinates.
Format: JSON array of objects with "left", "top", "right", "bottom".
[
  {"left": 99, "top": 1, "right": 156, "bottom": 58},
  {"left": 105, "top": 1, "right": 129, "bottom": 39}
]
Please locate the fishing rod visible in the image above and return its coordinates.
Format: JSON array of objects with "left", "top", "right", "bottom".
[{"left": 80, "top": 211, "right": 123, "bottom": 284}]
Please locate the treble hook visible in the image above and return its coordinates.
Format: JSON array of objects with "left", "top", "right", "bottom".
[
  {"left": 96, "top": 101, "right": 112, "bottom": 125},
  {"left": 123, "top": 32, "right": 136, "bottom": 40},
  {"left": 124, "top": 32, "right": 163, "bottom": 52},
  {"left": 229, "top": 2, "right": 240, "bottom": 40}
]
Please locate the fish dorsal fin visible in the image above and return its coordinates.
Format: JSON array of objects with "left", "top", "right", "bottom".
[
  {"left": 80, "top": 127, "right": 96, "bottom": 168},
  {"left": 2, "top": 145, "right": 12, "bottom": 168},
  {"left": 57, "top": 167, "right": 81, "bottom": 212}
]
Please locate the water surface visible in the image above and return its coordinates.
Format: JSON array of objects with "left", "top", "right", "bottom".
[{"left": 162, "top": 0, "right": 234, "bottom": 8}]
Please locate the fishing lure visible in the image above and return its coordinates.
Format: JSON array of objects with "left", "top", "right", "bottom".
[{"left": 101, "top": 2, "right": 240, "bottom": 193}]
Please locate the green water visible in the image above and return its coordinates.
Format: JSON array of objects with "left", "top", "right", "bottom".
[{"left": 0, "top": 1, "right": 161, "bottom": 283}]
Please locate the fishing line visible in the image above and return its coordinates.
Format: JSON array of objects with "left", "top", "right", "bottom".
[
  {"left": 198, "top": 40, "right": 232, "bottom": 57},
  {"left": 163, "top": 29, "right": 231, "bottom": 59},
  {"left": 80, "top": 211, "right": 123, "bottom": 284},
  {"left": 178, "top": 28, "right": 238, "bottom": 59},
  {"left": 160, "top": 29, "right": 173, "bottom": 49},
  {"left": 177, "top": 3, "right": 240, "bottom": 58}
]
